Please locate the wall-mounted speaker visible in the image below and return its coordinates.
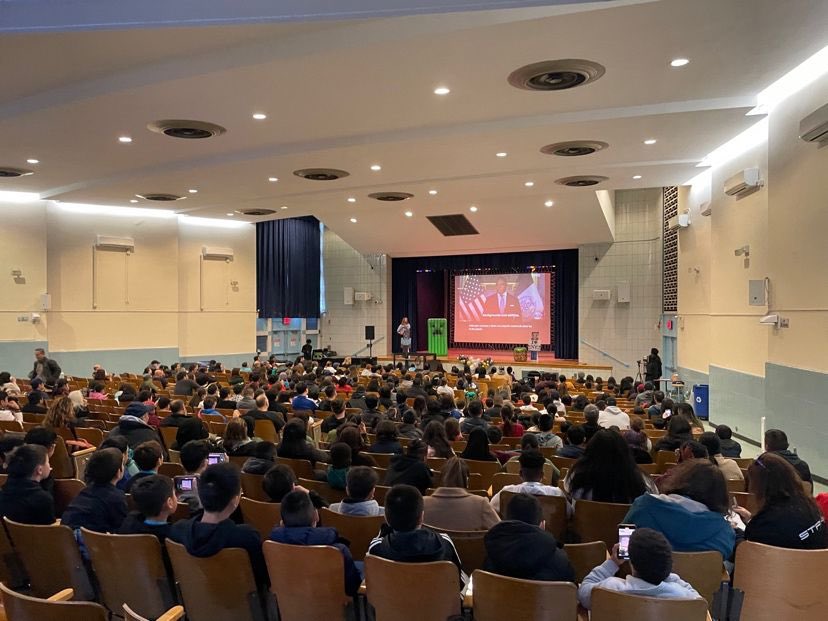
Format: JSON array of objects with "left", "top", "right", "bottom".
[{"left": 365, "top": 325, "right": 375, "bottom": 341}]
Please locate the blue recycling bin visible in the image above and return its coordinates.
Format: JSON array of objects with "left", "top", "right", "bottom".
[{"left": 693, "top": 384, "right": 709, "bottom": 420}]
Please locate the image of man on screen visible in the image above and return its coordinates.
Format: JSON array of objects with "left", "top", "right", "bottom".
[{"left": 483, "top": 277, "right": 521, "bottom": 315}]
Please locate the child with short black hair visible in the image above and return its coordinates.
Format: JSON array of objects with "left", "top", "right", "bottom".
[
  {"left": 178, "top": 439, "right": 210, "bottom": 511},
  {"left": 62, "top": 447, "right": 128, "bottom": 532},
  {"left": 578, "top": 527, "right": 701, "bottom": 609},
  {"left": 326, "top": 442, "right": 352, "bottom": 490},
  {"left": 125, "top": 440, "right": 164, "bottom": 492},
  {"left": 269, "top": 490, "right": 361, "bottom": 596},
  {"left": 118, "top": 474, "right": 176, "bottom": 543},
  {"left": 330, "top": 466, "right": 383, "bottom": 516},
  {"left": 0, "top": 444, "right": 55, "bottom": 524}
]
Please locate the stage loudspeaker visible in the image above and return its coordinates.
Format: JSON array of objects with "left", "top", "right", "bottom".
[{"left": 365, "top": 325, "right": 375, "bottom": 340}]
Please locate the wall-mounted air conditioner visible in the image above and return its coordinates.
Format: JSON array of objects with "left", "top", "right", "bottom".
[
  {"left": 95, "top": 235, "right": 135, "bottom": 251},
  {"left": 724, "top": 168, "right": 763, "bottom": 199},
  {"left": 667, "top": 213, "right": 690, "bottom": 231},
  {"left": 202, "top": 246, "right": 234, "bottom": 261},
  {"left": 800, "top": 103, "right": 828, "bottom": 144}
]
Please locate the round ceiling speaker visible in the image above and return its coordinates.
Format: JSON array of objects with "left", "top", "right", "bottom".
[{"left": 508, "top": 59, "right": 605, "bottom": 91}]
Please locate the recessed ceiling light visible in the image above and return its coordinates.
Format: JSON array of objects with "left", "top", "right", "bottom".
[
  {"left": 428, "top": 190, "right": 438, "bottom": 195},
  {"left": 469, "top": 206, "right": 478, "bottom": 213},
  {"left": 544, "top": 200, "right": 554, "bottom": 207},
  {"left": 226, "top": 213, "right": 234, "bottom": 216},
  {"left": 268, "top": 177, "right": 279, "bottom": 182},
  {"left": 188, "top": 189, "right": 198, "bottom": 194},
  {"left": 404, "top": 211, "right": 413, "bottom": 218},
  {"left": 433, "top": 86, "right": 451, "bottom": 96},
  {"left": 280, "top": 205, "right": 288, "bottom": 210},
  {"left": 370, "top": 164, "right": 382, "bottom": 171},
  {"left": 26, "top": 158, "right": 39, "bottom": 164},
  {"left": 130, "top": 199, "right": 138, "bottom": 203},
  {"left": 252, "top": 113, "right": 267, "bottom": 120},
  {"left": 118, "top": 136, "right": 132, "bottom": 143},
  {"left": 347, "top": 197, "right": 356, "bottom": 203},
  {"left": 496, "top": 152, "right": 508, "bottom": 158},
  {"left": 633, "top": 175, "right": 642, "bottom": 180},
  {"left": 643, "top": 139, "right": 657, "bottom": 145},
  {"left": 524, "top": 181, "right": 535, "bottom": 187},
  {"left": 350, "top": 217, "right": 358, "bottom": 223},
  {"left": 670, "top": 58, "right": 690, "bottom": 67}
]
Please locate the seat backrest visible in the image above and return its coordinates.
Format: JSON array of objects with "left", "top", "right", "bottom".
[
  {"left": 83, "top": 529, "right": 176, "bottom": 619},
  {"left": 275, "top": 457, "right": 315, "bottom": 480},
  {"left": 123, "top": 603, "right": 185, "bottom": 621},
  {"left": 319, "top": 508, "right": 384, "bottom": 561},
  {"left": 638, "top": 463, "right": 659, "bottom": 475},
  {"left": 426, "top": 527, "right": 486, "bottom": 575},
  {"left": 53, "top": 478, "right": 86, "bottom": 516},
  {"left": 364, "top": 555, "right": 460, "bottom": 621},
  {"left": 550, "top": 455, "right": 577, "bottom": 471},
  {"left": 655, "top": 450, "right": 677, "bottom": 473},
  {"left": 159, "top": 427, "right": 178, "bottom": 451},
  {"left": 729, "top": 491, "right": 759, "bottom": 514},
  {"left": 372, "top": 485, "right": 390, "bottom": 505},
  {"left": 461, "top": 459, "right": 502, "bottom": 490},
  {"left": 590, "top": 587, "right": 708, "bottom": 621},
  {"left": 74, "top": 427, "right": 104, "bottom": 447},
  {"left": 570, "top": 499, "right": 632, "bottom": 549},
  {"left": 734, "top": 540, "right": 828, "bottom": 621},
  {"left": 671, "top": 550, "right": 724, "bottom": 608},
  {"left": 4, "top": 518, "right": 95, "bottom": 600},
  {"left": 263, "top": 541, "right": 349, "bottom": 621},
  {"left": 239, "top": 497, "right": 281, "bottom": 540},
  {"left": 564, "top": 541, "right": 609, "bottom": 583},
  {"left": 0, "top": 420, "right": 23, "bottom": 433},
  {"left": 253, "top": 419, "right": 279, "bottom": 443},
  {"left": 491, "top": 472, "right": 521, "bottom": 495},
  {"left": 50, "top": 436, "right": 75, "bottom": 479},
  {"left": 499, "top": 491, "right": 568, "bottom": 540},
  {"left": 0, "top": 517, "right": 27, "bottom": 588},
  {"left": 364, "top": 452, "right": 393, "bottom": 468},
  {"left": 158, "top": 462, "right": 185, "bottom": 478},
  {"left": 0, "top": 582, "right": 108, "bottom": 621},
  {"left": 240, "top": 472, "right": 269, "bottom": 501},
  {"left": 472, "top": 570, "right": 578, "bottom": 621},
  {"left": 71, "top": 447, "right": 95, "bottom": 482},
  {"left": 298, "top": 477, "right": 347, "bottom": 504},
  {"left": 725, "top": 478, "right": 746, "bottom": 493},
  {"left": 165, "top": 539, "right": 266, "bottom": 621}
]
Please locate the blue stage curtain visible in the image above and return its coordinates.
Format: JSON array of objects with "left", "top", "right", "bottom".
[
  {"left": 256, "top": 217, "right": 320, "bottom": 318},
  {"left": 391, "top": 249, "right": 579, "bottom": 360}
]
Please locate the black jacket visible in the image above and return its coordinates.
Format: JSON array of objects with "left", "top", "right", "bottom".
[
  {"left": 0, "top": 477, "right": 55, "bottom": 525},
  {"left": 718, "top": 438, "right": 742, "bottom": 458},
  {"left": 772, "top": 449, "right": 812, "bottom": 483},
  {"left": 109, "top": 415, "right": 163, "bottom": 450},
  {"left": 483, "top": 520, "right": 574, "bottom": 582},
  {"left": 159, "top": 413, "right": 191, "bottom": 428},
  {"left": 117, "top": 512, "right": 172, "bottom": 543},
  {"left": 29, "top": 357, "right": 61, "bottom": 386},
  {"left": 168, "top": 516, "right": 267, "bottom": 588},
  {"left": 383, "top": 455, "right": 432, "bottom": 494},
  {"left": 745, "top": 500, "right": 827, "bottom": 550},
  {"left": 368, "top": 527, "right": 465, "bottom": 587},
  {"left": 173, "top": 379, "right": 200, "bottom": 397},
  {"left": 322, "top": 414, "right": 346, "bottom": 434},
  {"left": 62, "top": 483, "right": 128, "bottom": 533},
  {"left": 645, "top": 354, "right": 662, "bottom": 380}
]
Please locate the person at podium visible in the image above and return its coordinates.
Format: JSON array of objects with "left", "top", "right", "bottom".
[
  {"left": 397, "top": 317, "right": 412, "bottom": 357},
  {"left": 483, "top": 277, "right": 521, "bottom": 315}
]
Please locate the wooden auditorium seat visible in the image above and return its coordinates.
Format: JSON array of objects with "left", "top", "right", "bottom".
[
  {"left": 0, "top": 584, "right": 107, "bottom": 621},
  {"left": 318, "top": 508, "right": 384, "bottom": 561},
  {"left": 590, "top": 587, "right": 709, "bottom": 621},
  {"left": 364, "top": 556, "right": 460, "bottom": 621},
  {"left": 239, "top": 497, "right": 281, "bottom": 540},
  {"left": 471, "top": 569, "right": 579, "bottom": 621}
]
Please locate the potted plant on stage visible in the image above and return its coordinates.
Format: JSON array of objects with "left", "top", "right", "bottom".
[{"left": 513, "top": 346, "right": 527, "bottom": 362}]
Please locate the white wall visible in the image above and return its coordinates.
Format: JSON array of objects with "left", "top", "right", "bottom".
[
  {"left": 579, "top": 188, "right": 663, "bottom": 374},
  {"left": 320, "top": 227, "right": 390, "bottom": 357}
]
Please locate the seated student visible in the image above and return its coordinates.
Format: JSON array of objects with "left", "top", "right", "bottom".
[
  {"left": 423, "top": 457, "right": 499, "bottom": 531},
  {"left": 0, "top": 444, "right": 55, "bottom": 524},
  {"left": 360, "top": 395, "right": 384, "bottom": 431},
  {"left": 0, "top": 435, "right": 25, "bottom": 472},
  {"left": 263, "top": 464, "right": 328, "bottom": 509},
  {"left": 125, "top": 440, "right": 164, "bottom": 493},
  {"left": 483, "top": 493, "right": 573, "bottom": 582},
  {"left": 23, "top": 426, "right": 58, "bottom": 495},
  {"left": 368, "top": 420, "right": 403, "bottom": 455},
  {"left": 397, "top": 409, "right": 423, "bottom": 440},
  {"left": 578, "top": 528, "right": 701, "bottom": 609},
  {"left": 21, "top": 391, "right": 47, "bottom": 415},
  {"left": 160, "top": 400, "right": 190, "bottom": 428},
  {"left": 222, "top": 418, "right": 259, "bottom": 457},
  {"left": 269, "top": 490, "right": 361, "bottom": 596},
  {"left": 276, "top": 418, "right": 328, "bottom": 467},
  {"left": 504, "top": 434, "right": 560, "bottom": 480},
  {"left": 168, "top": 462, "right": 268, "bottom": 588},
  {"left": 330, "top": 466, "right": 384, "bottom": 517},
  {"left": 764, "top": 429, "right": 812, "bottom": 485},
  {"left": 326, "top": 442, "right": 352, "bottom": 490},
  {"left": 118, "top": 474, "right": 176, "bottom": 543},
  {"left": 367, "top": 484, "right": 466, "bottom": 588},
  {"left": 62, "top": 447, "right": 128, "bottom": 533},
  {"left": 322, "top": 399, "right": 348, "bottom": 437},
  {"left": 533, "top": 414, "right": 563, "bottom": 450},
  {"left": 242, "top": 441, "right": 278, "bottom": 475},
  {"left": 384, "top": 440, "right": 432, "bottom": 495},
  {"left": 556, "top": 425, "right": 587, "bottom": 459},
  {"left": 715, "top": 425, "right": 742, "bottom": 458},
  {"left": 491, "top": 450, "right": 571, "bottom": 515},
  {"left": 291, "top": 382, "right": 318, "bottom": 413},
  {"left": 698, "top": 432, "right": 743, "bottom": 481},
  {"left": 178, "top": 439, "right": 210, "bottom": 511}
]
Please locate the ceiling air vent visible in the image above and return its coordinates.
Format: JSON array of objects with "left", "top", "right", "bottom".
[
  {"left": 508, "top": 59, "right": 605, "bottom": 91},
  {"left": 541, "top": 140, "right": 609, "bottom": 157},
  {"left": 368, "top": 192, "right": 414, "bottom": 202},
  {"left": 427, "top": 214, "right": 479, "bottom": 237},
  {"left": 293, "top": 168, "right": 350, "bottom": 181},
  {"left": 147, "top": 120, "right": 226, "bottom": 139},
  {"left": 135, "top": 193, "right": 185, "bottom": 202},
  {"left": 555, "top": 175, "right": 609, "bottom": 187},
  {"left": 236, "top": 208, "right": 276, "bottom": 216},
  {"left": 0, "top": 167, "right": 34, "bottom": 178}
]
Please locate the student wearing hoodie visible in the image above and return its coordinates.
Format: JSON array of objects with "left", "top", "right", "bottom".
[
  {"left": 108, "top": 403, "right": 163, "bottom": 450},
  {"left": 764, "top": 429, "right": 812, "bottom": 485},
  {"left": 270, "top": 490, "right": 361, "bottom": 596},
  {"left": 118, "top": 474, "right": 176, "bottom": 544},
  {"left": 0, "top": 444, "right": 55, "bottom": 525},
  {"left": 62, "top": 448, "right": 128, "bottom": 533},
  {"left": 578, "top": 528, "right": 701, "bottom": 609},
  {"left": 383, "top": 440, "right": 432, "bottom": 495},
  {"left": 367, "top": 484, "right": 466, "bottom": 589},
  {"left": 168, "top": 462, "right": 268, "bottom": 588},
  {"left": 623, "top": 460, "right": 736, "bottom": 559},
  {"left": 330, "top": 466, "right": 384, "bottom": 516},
  {"left": 597, "top": 397, "right": 631, "bottom": 430},
  {"left": 483, "top": 493, "right": 572, "bottom": 582},
  {"left": 715, "top": 425, "right": 742, "bottom": 458}
]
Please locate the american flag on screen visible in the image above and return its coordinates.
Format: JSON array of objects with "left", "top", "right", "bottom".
[{"left": 459, "top": 274, "right": 487, "bottom": 320}]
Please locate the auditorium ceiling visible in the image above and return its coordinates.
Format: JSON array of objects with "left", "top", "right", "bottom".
[{"left": 0, "top": 0, "right": 825, "bottom": 256}]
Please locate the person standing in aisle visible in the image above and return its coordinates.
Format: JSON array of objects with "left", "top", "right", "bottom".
[{"left": 397, "top": 317, "right": 412, "bottom": 359}]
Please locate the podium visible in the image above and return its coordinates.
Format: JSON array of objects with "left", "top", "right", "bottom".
[{"left": 427, "top": 318, "right": 448, "bottom": 356}]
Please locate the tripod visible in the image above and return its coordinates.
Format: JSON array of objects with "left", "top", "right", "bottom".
[
  {"left": 635, "top": 359, "right": 645, "bottom": 384},
  {"left": 367, "top": 339, "right": 373, "bottom": 358}
]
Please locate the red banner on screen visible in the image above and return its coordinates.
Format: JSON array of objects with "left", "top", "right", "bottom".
[{"left": 453, "top": 272, "right": 551, "bottom": 345}]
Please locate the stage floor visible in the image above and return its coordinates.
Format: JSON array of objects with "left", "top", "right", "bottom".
[
  {"left": 377, "top": 349, "right": 612, "bottom": 372},
  {"left": 446, "top": 348, "right": 563, "bottom": 364}
]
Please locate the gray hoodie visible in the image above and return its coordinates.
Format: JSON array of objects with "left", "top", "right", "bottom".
[{"left": 329, "top": 499, "right": 384, "bottom": 516}]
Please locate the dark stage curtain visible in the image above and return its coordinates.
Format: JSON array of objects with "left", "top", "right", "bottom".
[
  {"left": 414, "top": 272, "right": 445, "bottom": 351},
  {"left": 256, "top": 217, "right": 320, "bottom": 318},
  {"left": 391, "top": 249, "right": 579, "bottom": 360}
]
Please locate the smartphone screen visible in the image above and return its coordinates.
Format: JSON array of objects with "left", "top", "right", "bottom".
[
  {"left": 207, "top": 452, "right": 227, "bottom": 465},
  {"left": 618, "top": 524, "right": 636, "bottom": 560},
  {"left": 174, "top": 475, "right": 197, "bottom": 494}
]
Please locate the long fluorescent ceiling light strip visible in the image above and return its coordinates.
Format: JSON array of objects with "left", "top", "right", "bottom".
[
  {"left": 749, "top": 44, "right": 828, "bottom": 116},
  {"left": 58, "top": 202, "right": 175, "bottom": 218},
  {"left": 178, "top": 215, "right": 251, "bottom": 228},
  {"left": 0, "top": 191, "right": 40, "bottom": 203}
]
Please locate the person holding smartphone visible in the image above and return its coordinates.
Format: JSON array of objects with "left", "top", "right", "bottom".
[{"left": 578, "top": 527, "right": 701, "bottom": 610}]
